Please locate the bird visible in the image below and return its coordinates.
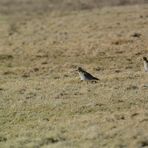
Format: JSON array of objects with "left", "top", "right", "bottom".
[
  {"left": 143, "top": 57, "right": 148, "bottom": 72},
  {"left": 77, "top": 67, "right": 99, "bottom": 82}
]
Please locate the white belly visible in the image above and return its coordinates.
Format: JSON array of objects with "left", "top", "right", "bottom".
[
  {"left": 78, "top": 72, "right": 86, "bottom": 80},
  {"left": 144, "top": 61, "right": 148, "bottom": 72}
]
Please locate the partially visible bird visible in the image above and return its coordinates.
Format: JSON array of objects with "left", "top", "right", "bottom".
[
  {"left": 77, "top": 67, "right": 99, "bottom": 82},
  {"left": 143, "top": 57, "right": 148, "bottom": 72}
]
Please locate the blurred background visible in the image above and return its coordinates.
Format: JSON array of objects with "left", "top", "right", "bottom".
[{"left": 0, "top": 0, "right": 147, "bottom": 15}]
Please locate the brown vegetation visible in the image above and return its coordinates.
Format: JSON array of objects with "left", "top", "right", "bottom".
[{"left": 0, "top": 1, "right": 148, "bottom": 148}]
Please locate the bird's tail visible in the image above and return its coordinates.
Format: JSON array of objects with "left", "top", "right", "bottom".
[{"left": 93, "top": 77, "right": 99, "bottom": 80}]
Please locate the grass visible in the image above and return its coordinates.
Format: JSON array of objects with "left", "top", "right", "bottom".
[{"left": 0, "top": 3, "right": 148, "bottom": 148}]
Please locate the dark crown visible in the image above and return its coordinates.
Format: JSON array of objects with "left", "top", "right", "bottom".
[
  {"left": 78, "top": 67, "right": 84, "bottom": 72},
  {"left": 143, "top": 57, "right": 147, "bottom": 61}
]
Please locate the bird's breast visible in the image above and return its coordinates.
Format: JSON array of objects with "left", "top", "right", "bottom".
[
  {"left": 144, "top": 61, "right": 148, "bottom": 72},
  {"left": 78, "top": 72, "right": 86, "bottom": 80}
]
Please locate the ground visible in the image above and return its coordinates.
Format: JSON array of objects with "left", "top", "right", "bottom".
[{"left": 0, "top": 2, "right": 148, "bottom": 148}]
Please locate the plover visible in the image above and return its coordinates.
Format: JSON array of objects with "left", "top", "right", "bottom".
[
  {"left": 77, "top": 67, "right": 99, "bottom": 82},
  {"left": 143, "top": 57, "right": 148, "bottom": 72}
]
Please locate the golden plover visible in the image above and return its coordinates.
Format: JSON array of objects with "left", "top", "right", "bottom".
[
  {"left": 143, "top": 57, "right": 148, "bottom": 72},
  {"left": 77, "top": 67, "right": 99, "bottom": 82}
]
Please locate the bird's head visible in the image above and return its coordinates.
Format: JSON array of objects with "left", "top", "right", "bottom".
[
  {"left": 143, "top": 57, "right": 147, "bottom": 62},
  {"left": 77, "top": 67, "right": 84, "bottom": 72}
]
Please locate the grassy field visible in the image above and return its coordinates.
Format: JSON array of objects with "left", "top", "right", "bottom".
[{"left": 0, "top": 1, "right": 148, "bottom": 148}]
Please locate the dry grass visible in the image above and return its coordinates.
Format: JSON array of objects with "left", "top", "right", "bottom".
[
  {"left": 0, "top": 3, "right": 148, "bottom": 148},
  {"left": 0, "top": 0, "right": 147, "bottom": 15}
]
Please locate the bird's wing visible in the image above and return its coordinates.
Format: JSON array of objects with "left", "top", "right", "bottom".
[{"left": 84, "top": 72, "right": 99, "bottom": 80}]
